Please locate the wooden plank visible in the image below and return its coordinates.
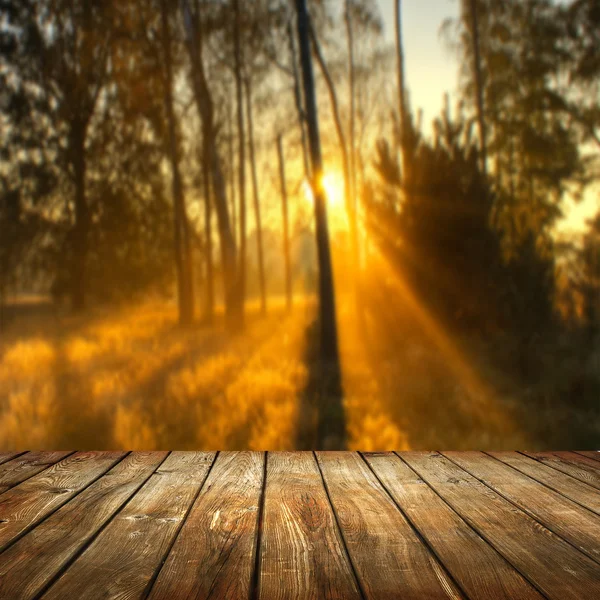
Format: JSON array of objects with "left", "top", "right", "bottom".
[
  {"left": 575, "top": 451, "right": 600, "bottom": 463},
  {"left": 0, "top": 451, "right": 125, "bottom": 552},
  {"left": 402, "top": 451, "right": 600, "bottom": 600},
  {"left": 0, "top": 451, "right": 73, "bottom": 494},
  {"left": 317, "top": 451, "right": 463, "bottom": 600},
  {"left": 364, "top": 452, "right": 543, "bottom": 600},
  {"left": 258, "top": 452, "right": 362, "bottom": 600},
  {"left": 42, "top": 452, "right": 215, "bottom": 600},
  {"left": 0, "top": 453, "right": 26, "bottom": 467},
  {"left": 0, "top": 452, "right": 167, "bottom": 600},
  {"left": 490, "top": 451, "right": 600, "bottom": 516},
  {"left": 522, "top": 451, "right": 600, "bottom": 490},
  {"left": 560, "top": 451, "right": 600, "bottom": 471},
  {"left": 444, "top": 451, "right": 600, "bottom": 564},
  {"left": 148, "top": 452, "right": 263, "bottom": 600}
]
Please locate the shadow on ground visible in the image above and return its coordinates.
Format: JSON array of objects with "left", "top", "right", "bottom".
[{"left": 296, "top": 319, "right": 347, "bottom": 450}]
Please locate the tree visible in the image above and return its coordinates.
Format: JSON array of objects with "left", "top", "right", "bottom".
[
  {"left": 160, "top": 0, "right": 194, "bottom": 325},
  {"left": 575, "top": 212, "right": 600, "bottom": 339},
  {"left": 0, "top": 0, "right": 115, "bottom": 312},
  {"left": 295, "top": 0, "right": 338, "bottom": 362},
  {"left": 308, "top": 14, "right": 360, "bottom": 281},
  {"left": 465, "top": 0, "right": 488, "bottom": 176},
  {"left": 277, "top": 134, "right": 293, "bottom": 310},
  {"left": 447, "top": 0, "right": 586, "bottom": 256},
  {"left": 233, "top": 0, "right": 247, "bottom": 324},
  {"left": 246, "top": 78, "right": 267, "bottom": 315},
  {"left": 181, "top": 0, "right": 241, "bottom": 328},
  {"left": 394, "top": 0, "right": 411, "bottom": 185}
]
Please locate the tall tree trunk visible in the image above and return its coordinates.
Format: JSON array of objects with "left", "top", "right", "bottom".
[
  {"left": 161, "top": 0, "right": 194, "bottom": 326},
  {"left": 233, "top": 0, "right": 246, "bottom": 325},
  {"left": 308, "top": 19, "right": 359, "bottom": 277},
  {"left": 202, "top": 136, "right": 214, "bottom": 322},
  {"left": 468, "top": 0, "right": 488, "bottom": 177},
  {"left": 394, "top": 0, "right": 411, "bottom": 186},
  {"left": 295, "top": 0, "right": 339, "bottom": 362},
  {"left": 227, "top": 90, "right": 237, "bottom": 238},
  {"left": 70, "top": 121, "right": 89, "bottom": 313},
  {"left": 277, "top": 134, "right": 292, "bottom": 311},
  {"left": 245, "top": 78, "right": 267, "bottom": 315},
  {"left": 288, "top": 20, "right": 311, "bottom": 181},
  {"left": 345, "top": 0, "right": 357, "bottom": 236},
  {"left": 182, "top": 0, "right": 239, "bottom": 327}
]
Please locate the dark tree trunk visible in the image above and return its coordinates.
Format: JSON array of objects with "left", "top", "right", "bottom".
[
  {"left": 182, "top": 0, "right": 239, "bottom": 327},
  {"left": 468, "top": 0, "right": 488, "bottom": 177},
  {"left": 277, "top": 134, "right": 292, "bottom": 311},
  {"left": 245, "top": 78, "right": 267, "bottom": 315},
  {"left": 395, "top": 0, "right": 411, "bottom": 186},
  {"left": 70, "top": 121, "right": 90, "bottom": 313},
  {"left": 295, "top": 0, "right": 339, "bottom": 362},
  {"left": 162, "top": 0, "right": 194, "bottom": 326},
  {"left": 227, "top": 91, "right": 237, "bottom": 238},
  {"left": 288, "top": 20, "right": 311, "bottom": 181},
  {"left": 202, "top": 136, "right": 214, "bottom": 322},
  {"left": 308, "top": 19, "right": 359, "bottom": 278},
  {"left": 233, "top": 0, "right": 246, "bottom": 326},
  {"left": 345, "top": 0, "right": 357, "bottom": 234}
]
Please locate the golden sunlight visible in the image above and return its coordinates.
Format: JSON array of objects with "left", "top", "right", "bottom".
[{"left": 303, "top": 171, "right": 345, "bottom": 212}]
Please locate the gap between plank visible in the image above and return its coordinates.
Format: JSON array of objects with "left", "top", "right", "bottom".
[
  {"left": 515, "top": 451, "right": 600, "bottom": 489},
  {"left": 0, "top": 451, "right": 131, "bottom": 557},
  {"left": 250, "top": 451, "right": 268, "bottom": 600},
  {"left": 0, "top": 451, "right": 77, "bottom": 497},
  {"left": 359, "top": 452, "right": 468, "bottom": 600},
  {"left": 140, "top": 451, "right": 220, "bottom": 600},
  {"left": 572, "top": 451, "right": 600, "bottom": 465},
  {"left": 441, "top": 452, "right": 600, "bottom": 568},
  {"left": 0, "top": 452, "right": 28, "bottom": 467},
  {"left": 482, "top": 451, "right": 600, "bottom": 518},
  {"left": 32, "top": 451, "right": 172, "bottom": 600},
  {"left": 313, "top": 451, "right": 369, "bottom": 600},
  {"left": 393, "top": 452, "right": 551, "bottom": 600}
]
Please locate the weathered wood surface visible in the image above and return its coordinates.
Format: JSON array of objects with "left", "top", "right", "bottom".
[
  {"left": 522, "top": 451, "right": 600, "bottom": 490},
  {"left": 258, "top": 452, "right": 362, "bottom": 600},
  {"left": 0, "top": 451, "right": 597, "bottom": 600}
]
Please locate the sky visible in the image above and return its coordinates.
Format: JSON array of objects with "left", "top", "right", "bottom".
[
  {"left": 377, "top": 0, "right": 460, "bottom": 133},
  {"left": 375, "top": 0, "right": 599, "bottom": 234}
]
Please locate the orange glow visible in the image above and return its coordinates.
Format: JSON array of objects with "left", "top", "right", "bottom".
[{"left": 303, "top": 171, "right": 348, "bottom": 230}]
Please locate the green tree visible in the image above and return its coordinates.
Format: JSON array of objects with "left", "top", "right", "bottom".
[{"left": 1, "top": 0, "right": 116, "bottom": 312}]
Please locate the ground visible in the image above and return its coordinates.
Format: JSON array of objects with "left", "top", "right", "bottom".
[{"left": 0, "top": 284, "right": 598, "bottom": 450}]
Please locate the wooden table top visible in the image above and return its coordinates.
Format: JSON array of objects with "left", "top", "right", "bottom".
[{"left": 0, "top": 450, "right": 598, "bottom": 599}]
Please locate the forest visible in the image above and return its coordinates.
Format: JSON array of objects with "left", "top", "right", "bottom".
[{"left": 0, "top": 0, "right": 599, "bottom": 450}]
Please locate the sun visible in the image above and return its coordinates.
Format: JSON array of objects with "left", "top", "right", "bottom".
[{"left": 303, "top": 171, "right": 346, "bottom": 215}]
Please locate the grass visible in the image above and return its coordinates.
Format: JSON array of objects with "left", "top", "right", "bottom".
[{"left": 0, "top": 291, "right": 598, "bottom": 450}]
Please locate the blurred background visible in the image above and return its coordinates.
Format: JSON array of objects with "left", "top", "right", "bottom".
[{"left": 0, "top": 0, "right": 599, "bottom": 450}]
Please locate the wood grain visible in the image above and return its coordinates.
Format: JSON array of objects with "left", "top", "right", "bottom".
[
  {"left": 41, "top": 451, "right": 215, "bottom": 600},
  {"left": 402, "top": 451, "right": 600, "bottom": 600},
  {"left": 489, "top": 451, "right": 600, "bottom": 516},
  {"left": 561, "top": 451, "right": 600, "bottom": 471},
  {"left": 318, "top": 451, "right": 463, "bottom": 600},
  {"left": 0, "top": 451, "right": 73, "bottom": 494},
  {"left": 0, "top": 453, "right": 26, "bottom": 467},
  {"left": 147, "top": 452, "right": 264, "bottom": 600},
  {"left": 0, "top": 450, "right": 596, "bottom": 599},
  {"left": 258, "top": 452, "right": 362, "bottom": 600},
  {"left": 0, "top": 452, "right": 167, "bottom": 600},
  {"left": 522, "top": 451, "right": 600, "bottom": 490},
  {"left": 364, "top": 452, "right": 543, "bottom": 600},
  {"left": 0, "top": 451, "right": 125, "bottom": 552},
  {"left": 575, "top": 451, "right": 600, "bottom": 463},
  {"left": 444, "top": 451, "right": 600, "bottom": 564}
]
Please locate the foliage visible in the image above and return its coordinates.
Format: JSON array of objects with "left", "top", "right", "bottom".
[{"left": 367, "top": 100, "right": 557, "bottom": 339}]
